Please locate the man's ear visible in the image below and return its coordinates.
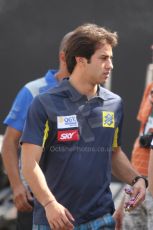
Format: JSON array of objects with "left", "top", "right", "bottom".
[
  {"left": 75, "top": 57, "right": 85, "bottom": 64},
  {"left": 59, "top": 51, "right": 66, "bottom": 63}
]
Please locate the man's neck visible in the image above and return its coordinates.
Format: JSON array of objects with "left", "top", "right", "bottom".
[
  {"left": 55, "top": 71, "right": 63, "bottom": 81},
  {"left": 55, "top": 68, "right": 69, "bottom": 81},
  {"left": 69, "top": 76, "right": 98, "bottom": 97}
]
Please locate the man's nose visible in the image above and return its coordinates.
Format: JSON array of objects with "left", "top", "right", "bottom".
[{"left": 106, "top": 59, "right": 113, "bottom": 70}]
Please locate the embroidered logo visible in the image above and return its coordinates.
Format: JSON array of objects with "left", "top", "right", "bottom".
[
  {"left": 102, "top": 111, "right": 115, "bottom": 128},
  {"left": 57, "top": 115, "right": 78, "bottom": 129},
  {"left": 58, "top": 129, "right": 79, "bottom": 142}
]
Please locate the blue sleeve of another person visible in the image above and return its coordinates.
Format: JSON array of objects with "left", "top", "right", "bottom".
[
  {"left": 3, "top": 87, "right": 33, "bottom": 131},
  {"left": 21, "top": 96, "right": 47, "bottom": 146}
]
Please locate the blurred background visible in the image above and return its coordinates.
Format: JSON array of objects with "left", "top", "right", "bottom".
[{"left": 0, "top": 0, "right": 153, "bottom": 229}]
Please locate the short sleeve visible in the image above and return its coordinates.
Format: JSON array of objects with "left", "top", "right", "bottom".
[
  {"left": 21, "top": 96, "right": 48, "bottom": 146},
  {"left": 112, "top": 99, "right": 124, "bottom": 148},
  {"left": 4, "top": 87, "right": 33, "bottom": 131}
]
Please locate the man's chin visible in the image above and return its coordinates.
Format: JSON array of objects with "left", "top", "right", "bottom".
[{"left": 99, "top": 79, "right": 107, "bottom": 85}]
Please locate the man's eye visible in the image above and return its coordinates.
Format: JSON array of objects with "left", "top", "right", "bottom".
[{"left": 100, "top": 57, "right": 107, "bottom": 60}]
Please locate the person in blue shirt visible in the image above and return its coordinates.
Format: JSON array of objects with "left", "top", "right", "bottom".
[
  {"left": 1, "top": 31, "right": 73, "bottom": 230},
  {"left": 21, "top": 23, "right": 147, "bottom": 230}
]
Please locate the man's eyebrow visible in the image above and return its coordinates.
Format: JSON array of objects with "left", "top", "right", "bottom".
[{"left": 99, "top": 54, "right": 113, "bottom": 58}]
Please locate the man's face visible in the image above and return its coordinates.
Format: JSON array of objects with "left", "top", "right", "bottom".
[{"left": 83, "top": 43, "right": 113, "bottom": 85}]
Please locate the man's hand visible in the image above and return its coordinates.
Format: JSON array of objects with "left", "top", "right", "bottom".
[
  {"left": 1, "top": 127, "right": 33, "bottom": 212},
  {"left": 13, "top": 183, "right": 33, "bottom": 212},
  {"left": 45, "top": 200, "right": 74, "bottom": 230},
  {"left": 112, "top": 147, "right": 146, "bottom": 209},
  {"left": 125, "top": 178, "right": 146, "bottom": 211}
]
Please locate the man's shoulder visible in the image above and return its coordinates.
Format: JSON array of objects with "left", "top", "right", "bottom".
[
  {"left": 25, "top": 77, "right": 46, "bottom": 91},
  {"left": 36, "top": 79, "right": 69, "bottom": 103},
  {"left": 46, "top": 78, "right": 69, "bottom": 96},
  {"left": 38, "top": 85, "right": 66, "bottom": 102},
  {"left": 24, "top": 70, "right": 58, "bottom": 97},
  {"left": 100, "top": 86, "right": 122, "bottom": 101}
]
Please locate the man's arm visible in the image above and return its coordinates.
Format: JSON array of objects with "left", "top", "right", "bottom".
[
  {"left": 22, "top": 143, "right": 74, "bottom": 230},
  {"left": 112, "top": 147, "right": 146, "bottom": 208},
  {"left": 1, "top": 126, "right": 33, "bottom": 211},
  {"left": 148, "top": 149, "right": 153, "bottom": 197}
]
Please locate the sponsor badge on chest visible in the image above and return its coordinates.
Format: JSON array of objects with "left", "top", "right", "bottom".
[
  {"left": 102, "top": 111, "right": 115, "bottom": 128},
  {"left": 58, "top": 129, "right": 79, "bottom": 142},
  {"left": 57, "top": 115, "right": 78, "bottom": 129}
]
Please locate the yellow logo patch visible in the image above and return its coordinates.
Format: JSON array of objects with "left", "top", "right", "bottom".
[{"left": 102, "top": 111, "right": 115, "bottom": 128}]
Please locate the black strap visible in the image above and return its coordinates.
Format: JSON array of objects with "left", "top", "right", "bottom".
[{"left": 132, "top": 176, "right": 148, "bottom": 188}]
